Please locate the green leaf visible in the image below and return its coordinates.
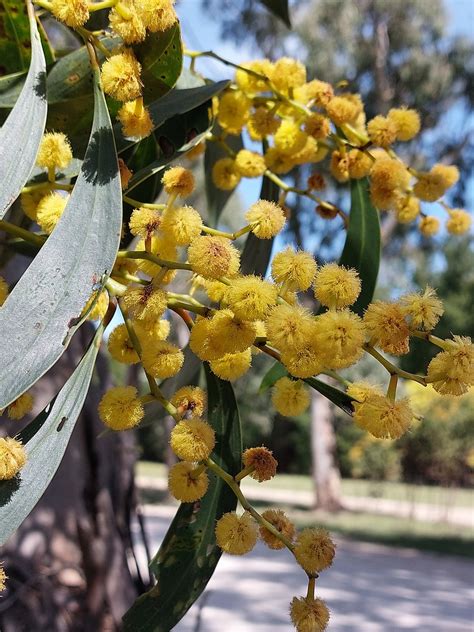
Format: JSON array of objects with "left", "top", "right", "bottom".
[
  {"left": 259, "top": 361, "right": 354, "bottom": 416},
  {"left": 259, "top": 360, "right": 287, "bottom": 393},
  {"left": 304, "top": 376, "right": 354, "bottom": 416},
  {"left": 204, "top": 122, "right": 243, "bottom": 228},
  {"left": 241, "top": 173, "right": 280, "bottom": 275},
  {"left": 0, "top": 328, "right": 102, "bottom": 546},
  {"left": 0, "top": 1, "right": 46, "bottom": 218},
  {"left": 0, "top": 68, "right": 121, "bottom": 409},
  {"left": 0, "top": 0, "right": 31, "bottom": 73},
  {"left": 123, "top": 366, "right": 242, "bottom": 632},
  {"left": 339, "top": 178, "right": 381, "bottom": 315},
  {"left": 258, "top": 0, "right": 291, "bottom": 28},
  {"left": 134, "top": 23, "right": 183, "bottom": 104}
]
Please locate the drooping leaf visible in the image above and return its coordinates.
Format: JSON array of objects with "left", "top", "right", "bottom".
[
  {"left": 0, "top": 327, "right": 102, "bottom": 546},
  {"left": 204, "top": 122, "right": 243, "bottom": 228},
  {"left": 135, "top": 23, "right": 183, "bottom": 104},
  {"left": 339, "top": 178, "right": 380, "bottom": 315},
  {"left": 0, "top": 68, "right": 121, "bottom": 409},
  {"left": 259, "top": 361, "right": 354, "bottom": 416},
  {"left": 241, "top": 172, "right": 280, "bottom": 275},
  {"left": 123, "top": 366, "right": 242, "bottom": 632},
  {"left": 258, "top": 0, "right": 291, "bottom": 28},
  {"left": 0, "top": 1, "right": 47, "bottom": 218}
]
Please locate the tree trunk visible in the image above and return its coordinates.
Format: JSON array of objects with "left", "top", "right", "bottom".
[
  {"left": 0, "top": 327, "right": 147, "bottom": 632},
  {"left": 310, "top": 389, "right": 342, "bottom": 511}
]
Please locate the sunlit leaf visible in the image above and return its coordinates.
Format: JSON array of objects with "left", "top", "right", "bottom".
[{"left": 0, "top": 68, "right": 121, "bottom": 409}]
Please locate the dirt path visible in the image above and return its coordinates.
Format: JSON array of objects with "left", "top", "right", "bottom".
[{"left": 138, "top": 505, "right": 474, "bottom": 632}]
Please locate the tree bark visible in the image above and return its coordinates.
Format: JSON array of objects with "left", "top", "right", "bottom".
[
  {"left": 310, "top": 389, "right": 342, "bottom": 511},
  {"left": 0, "top": 327, "right": 146, "bottom": 632}
]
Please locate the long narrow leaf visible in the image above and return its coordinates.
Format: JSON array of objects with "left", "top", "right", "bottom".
[
  {"left": 339, "top": 178, "right": 381, "bottom": 315},
  {"left": 0, "top": 68, "right": 121, "bottom": 409},
  {"left": 0, "top": 0, "right": 47, "bottom": 218},
  {"left": 123, "top": 366, "right": 242, "bottom": 632},
  {"left": 0, "top": 329, "right": 102, "bottom": 545}
]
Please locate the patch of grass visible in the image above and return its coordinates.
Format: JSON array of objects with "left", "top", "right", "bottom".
[{"left": 136, "top": 461, "right": 474, "bottom": 508}]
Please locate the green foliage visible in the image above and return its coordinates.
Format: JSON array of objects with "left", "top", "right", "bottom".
[
  {"left": 0, "top": 0, "right": 31, "bottom": 73},
  {"left": 122, "top": 366, "right": 242, "bottom": 631},
  {"left": 258, "top": 0, "right": 291, "bottom": 28},
  {"left": 0, "top": 327, "right": 103, "bottom": 545},
  {"left": 0, "top": 68, "right": 121, "bottom": 409}
]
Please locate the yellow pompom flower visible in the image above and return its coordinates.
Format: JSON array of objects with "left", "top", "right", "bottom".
[
  {"left": 36, "top": 192, "right": 68, "bottom": 234},
  {"left": 272, "top": 377, "right": 310, "bottom": 417},
  {"left": 121, "top": 284, "right": 167, "bottom": 323},
  {"left": 215, "top": 511, "right": 258, "bottom": 555},
  {"left": 0, "top": 437, "right": 27, "bottom": 480},
  {"left": 107, "top": 324, "right": 140, "bottom": 364},
  {"left": 188, "top": 235, "right": 240, "bottom": 279},
  {"left": 297, "top": 79, "right": 334, "bottom": 107},
  {"left": 36, "top": 132, "right": 73, "bottom": 171},
  {"left": 170, "top": 386, "right": 207, "bottom": 418},
  {"left": 274, "top": 120, "right": 308, "bottom": 156},
  {"left": 314, "top": 263, "right": 361, "bottom": 310},
  {"left": 364, "top": 301, "right": 410, "bottom": 355},
  {"left": 271, "top": 247, "right": 317, "bottom": 292},
  {"left": 281, "top": 341, "right": 323, "bottom": 379},
  {"left": 210, "top": 349, "right": 252, "bottom": 381},
  {"left": 304, "top": 113, "right": 330, "bottom": 140},
  {"left": 7, "top": 392, "right": 34, "bottom": 420},
  {"left": 217, "top": 91, "right": 250, "bottom": 134},
  {"left": 82, "top": 290, "right": 109, "bottom": 321},
  {"left": 235, "top": 59, "right": 273, "bottom": 94},
  {"left": 387, "top": 107, "right": 421, "bottom": 141},
  {"left": 242, "top": 446, "right": 278, "bottom": 481},
  {"left": 212, "top": 157, "right": 242, "bottom": 190},
  {"left": 170, "top": 418, "right": 215, "bottom": 461},
  {"left": 51, "top": 0, "right": 89, "bottom": 28},
  {"left": 431, "top": 163, "right": 459, "bottom": 188},
  {"left": 225, "top": 276, "right": 278, "bottom": 320},
  {"left": 98, "top": 386, "right": 144, "bottom": 431},
  {"left": 427, "top": 336, "right": 474, "bottom": 396},
  {"left": 353, "top": 394, "right": 413, "bottom": 439},
  {"left": 109, "top": 0, "right": 146, "bottom": 43},
  {"left": 234, "top": 149, "right": 267, "bottom": 178},
  {"left": 325, "top": 96, "right": 359, "bottom": 125},
  {"left": 394, "top": 196, "right": 420, "bottom": 223},
  {"left": 189, "top": 316, "right": 223, "bottom": 361},
  {"left": 160, "top": 206, "right": 203, "bottom": 246},
  {"left": 367, "top": 115, "right": 397, "bottom": 147},
  {"left": 209, "top": 310, "right": 258, "bottom": 355},
  {"left": 413, "top": 164, "right": 458, "bottom": 202},
  {"left": 330, "top": 150, "right": 350, "bottom": 182},
  {"left": 419, "top": 215, "right": 440, "bottom": 237},
  {"left": 265, "top": 304, "right": 315, "bottom": 351},
  {"left": 117, "top": 99, "right": 153, "bottom": 138},
  {"left": 21, "top": 190, "right": 42, "bottom": 221},
  {"left": 0, "top": 565, "right": 6, "bottom": 592},
  {"left": 290, "top": 596, "right": 330, "bottom": 632},
  {"left": 135, "top": 233, "right": 177, "bottom": 281},
  {"left": 314, "top": 309, "right": 366, "bottom": 369},
  {"left": 245, "top": 200, "right": 286, "bottom": 239},
  {"left": 346, "top": 381, "right": 384, "bottom": 403},
  {"left": 259, "top": 509, "right": 296, "bottom": 550},
  {"left": 168, "top": 461, "right": 209, "bottom": 502},
  {"left": 348, "top": 149, "right": 373, "bottom": 179},
  {"left": 247, "top": 107, "right": 280, "bottom": 139},
  {"left": 269, "top": 57, "right": 306, "bottom": 92},
  {"left": 446, "top": 209, "right": 471, "bottom": 235},
  {"left": 294, "top": 528, "right": 336, "bottom": 574},
  {"left": 101, "top": 49, "right": 142, "bottom": 102},
  {"left": 400, "top": 286, "right": 444, "bottom": 331},
  {"left": 369, "top": 157, "right": 410, "bottom": 210},
  {"left": 134, "top": 319, "right": 170, "bottom": 345},
  {"left": 141, "top": 340, "right": 184, "bottom": 378},
  {"left": 264, "top": 147, "right": 294, "bottom": 174},
  {"left": 137, "top": 0, "right": 177, "bottom": 32},
  {"left": 0, "top": 276, "right": 9, "bottom": 306},
  {"left": 129, "top": 207, "right": 161, "bottom": 238},
  {"left": 162, "top": 166, "right": 195, "bottom": 198}
]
